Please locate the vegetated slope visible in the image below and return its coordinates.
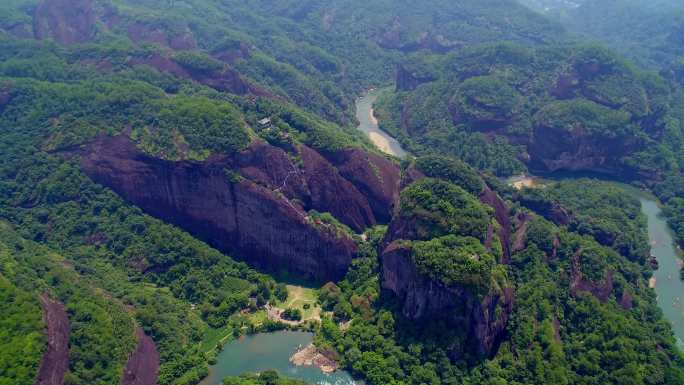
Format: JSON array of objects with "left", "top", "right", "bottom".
[
  {"left": 34, "top": 295, "right": 70, "bottom": 385},
  {"left": 222, "top": 371, "right": 310, "bottom": 385},
  {"left": 0, "top": 276, "right": 45, "bottom": 385},
  {"left": 0, "top": 5, "right": 400, "bottom": 383},
  {"left": 517, "top": 178, "right": 650, "bottom": 260},
  {"left": 0, "top": 1, "right": 683, "bottom": 385},
  {"left": 0, "top": 0, "right": 564, "bottom": 125},
  {"left": 515, "top": 0, "right": 684, "bottom": 251},
  {"left": 377, "top": 42, "right": 682, "bottom": 178},
  {"left": 378, "top": 36, "right": 684, "bottom": 266},
  {"left": 0, "top": 223, "right": 137, "bottom": 385},
  {"left": 314, "top": 156, "right": 684, "bottom": 385}
]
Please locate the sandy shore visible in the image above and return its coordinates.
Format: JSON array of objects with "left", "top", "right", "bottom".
[
  {"left": 368, "top": 132, "right": 394, "bottom": 155},
  {"left": 290, "top": 343, "right": 339, "bottom": 373},
  {"left": 369, "top": 108, "right": 379, "bottom": 126},
  {"left": 510, "top": 176, "right": 538, "bottom": 190},
  {"left": 650, "top": 277, "right": 657, "bottom": 289}
]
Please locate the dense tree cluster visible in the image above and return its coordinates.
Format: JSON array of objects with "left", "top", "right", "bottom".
[
  {"left": 397, "top": 178, "right": 492, "bottom": 241},
  {"left": 410, "top": 235, "right": 502, "bottom": 297},
  {"left": 314, "top": 185, "right": 684, "bottom": 385},
  {"left": 375, "top": 42, "right": 674, "bottom": 177},
  {"left": 0, "top": 276, "right": 44, "bottom": 385},
  {"left": 518, "top": 179, "right": 650, "bottom": 260},
  {"left": 222, "top": 371, "right": 309, "bottom": 385}
]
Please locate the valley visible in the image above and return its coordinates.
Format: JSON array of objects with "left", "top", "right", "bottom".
[
  {"left": 0, "top": 1, "right": 684, "bottom": 385},
  {"left": 355, "top": 89, "right": 408, "bottom": 159}
]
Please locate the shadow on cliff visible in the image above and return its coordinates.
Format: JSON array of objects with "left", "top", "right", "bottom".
[{"left": 78, "top": 133, "right": 402, "bottom": 283}]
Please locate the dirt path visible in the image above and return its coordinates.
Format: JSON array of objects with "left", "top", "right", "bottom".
[
  {"left": 35, "top": 294, "right": 70, "bottom": 385},
  {"left": 120, "top": 327, "right": 160, "bottom": 385}
]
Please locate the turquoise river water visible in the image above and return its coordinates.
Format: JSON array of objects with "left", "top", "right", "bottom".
[
  {"left": 199, "top": 331, "right": 358, "bottom": 385},
  {"left": 355, "top": 89, "right": 408, "bottom": 158},
  {"left": 641, "top": 197, "right": 684, "bottom": 348}
]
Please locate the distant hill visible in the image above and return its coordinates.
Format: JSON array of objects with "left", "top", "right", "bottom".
[{"left": 519, "top": 0, "right": 684, "bottom": 69}]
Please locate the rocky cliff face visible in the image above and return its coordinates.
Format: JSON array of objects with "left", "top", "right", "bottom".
[
  {"left": 381, "top": 177, "right": 514, "bottom": 359},
  {"left": 479, "top": 185, "right": 512, "bottom": 263},
  {"left": 570, "top": 248, "right": 615, "bottom": 303},
  {"left": 81, "top": 134, "right": 401, "bottom": 281},
  {"left": 528, "top": 123, "right": 643, "bottom": 175},
  {"left": 33, "top": 0, "right": 96, "bottom": 45},
  {"left": 395, "top": 65, "right": 436, "bottom": 92},
  {"left": 323, "top": 148, "right": 402, "bottom": 223},
  {"left": 381, "top": 241, "right": 513, "bottom": 358}
]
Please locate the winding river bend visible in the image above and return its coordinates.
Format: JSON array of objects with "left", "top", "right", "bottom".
[{"left": 355, "top": 89, "right": 408, "bottom": 158}]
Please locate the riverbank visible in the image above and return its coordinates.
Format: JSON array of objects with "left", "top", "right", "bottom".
[
  {"left": 641, "top": 197, "right": 684, "bottom": 348},
  {"left": 356, "top": 89, "right": 408, "bottom": 159}
]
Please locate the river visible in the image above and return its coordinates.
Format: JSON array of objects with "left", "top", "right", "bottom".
[
  {"left": 198, "top": 331, "right": 358, "bottom": 385},
  {"left": 507, "top": 176, "right": 684, "bottom": 347},
  {"left": 641, "top": 197, "right": 684, "bottom": 348},
  {"left": 355, "top": 89, "right": 408, "bottom": 159}
]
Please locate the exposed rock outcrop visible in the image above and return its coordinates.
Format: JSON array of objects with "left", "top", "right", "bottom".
[
  {"left": 512, "top": 212, "right": 533, "bottom": 253},
  {"left": 379, "top": 19, "right": 457, "bottom": 53},
  {"left": 517, "top": 193, "right": 573, "bottom": 227},
  {"left": 3, "top": 22, "right": 33, "bottom": 38},
  {"left": 128, "top": 54, "right": 272, "bottom": 97},
  {"left": 381, "top": 241, "right": 513, "bottom": 358},
  {"left": 396, "top": 65, "right": 436, "bottom": 92},
  {"left": 212, "top": 41, "right": 252, "bottom": 64},
  {"left": 570, "top": 248, "right": 614, "bottom": 303},
  {"left": 127, "top": 22, "right": 197, "bottom": 50},
  {"left": 81, "top": 135, "right": 401, "bottom": 281},
  {"left": 35, "top": 295, "right": 70, "bottom": 385},
  {"left": 528, "top": 123, "right": 643, "bottom": 175},
  {"left": 33, "top": 0, "right": 96, "bottom": 45},
  {"left": 620, "top": 291, "right": 634, "bottom": 310},
  {"left": 479, "top": 185, "right": 512, "bottom": 263},
  {"left": 120, "top": 328, "right": 160, "bottom": 385},
  {"left": 323, "top": 148, "right": 402, "bottom": 223},
  {"left": 299, "top": 146, "right": 375, "bottom": 232}
]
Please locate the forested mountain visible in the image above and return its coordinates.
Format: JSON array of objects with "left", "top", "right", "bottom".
[
  {"left": 519, "top": 0, "right": 684, "bottom": 70},
  {"left": 376, "top": 42, "right": 680, "bottom": 178},
  {"left": 0, "top": 1, "right": 683, "bottom": 385}
]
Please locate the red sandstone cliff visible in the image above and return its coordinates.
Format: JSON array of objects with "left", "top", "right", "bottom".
[
  {"left": 381, "top": 241, "right": 513, "bottom": 359},
  {"left": 33, "top": 0, "right": 96, "bottom": 45},
  {"left": 35, "top": 295, "right": 70, "bottom": 385},
  {"left": 81, "top": 135, "right": 400, "bottom": 281}
]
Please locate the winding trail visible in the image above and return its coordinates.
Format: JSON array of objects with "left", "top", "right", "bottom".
[
  {"left": 120, "top": 327, "right": 160, "bottom": 385},
  {"left": 35, "top": 295, "right": 70, "bottom": 385}
]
